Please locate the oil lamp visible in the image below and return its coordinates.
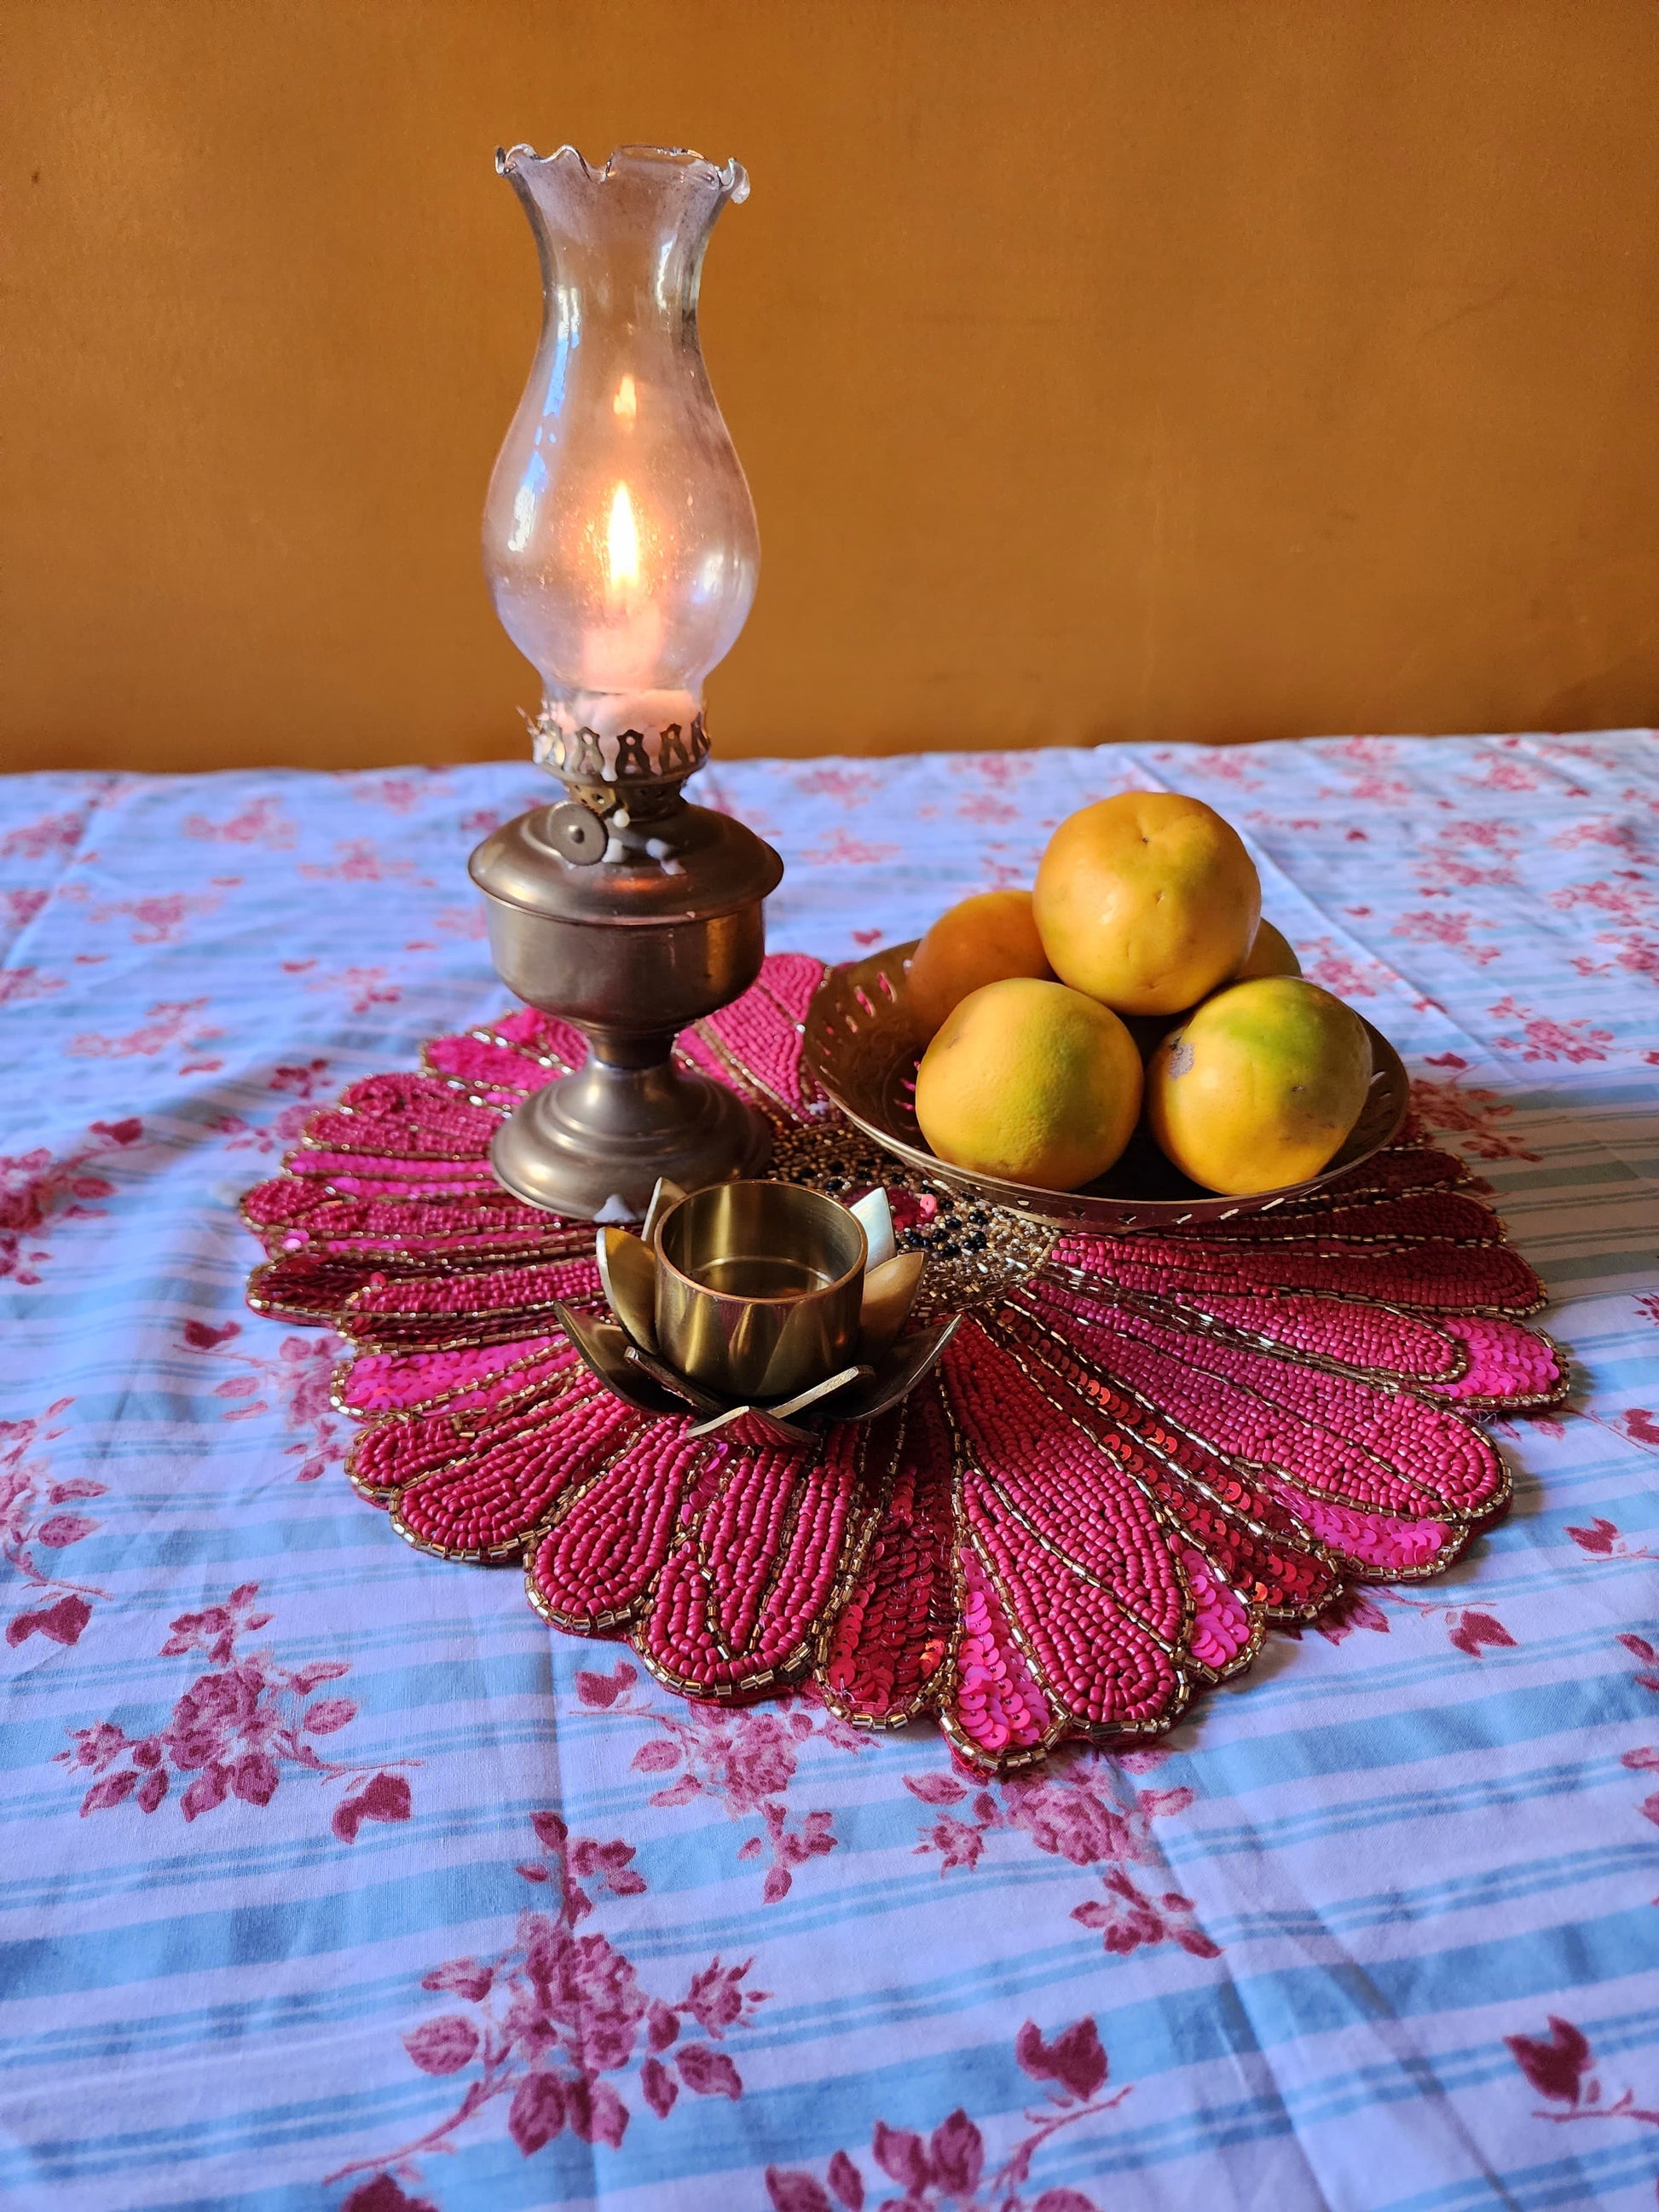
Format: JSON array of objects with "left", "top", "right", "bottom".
[{"left": 471, "top": 142, "right": 781, "bottom": 1222}]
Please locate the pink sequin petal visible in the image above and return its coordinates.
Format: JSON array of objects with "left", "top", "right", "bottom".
[
  {"left": 1003, "top": 1306, "right": 1340, "bottom": 1618},
  {"left": 1315, "top": 1142, "right": 1465, "bottom": 1198},
  {"left": 246, "top": 1183, "right": 566, "bottom": 1258},
  {"left": 751, "top": 951, "right": 828, "bottom": 1023},
  {"left": 340, "top": 1338, "right": 568, "bottom": 1418},
  {"left": 1055, "top": 1233, "right": 1545, "bottom": 1315},
  {"left": 488, "top": 1007, "right": 591, "bottom": 1063},
  {"left": 1122, "top": 1300, "right": 1506, "bottom": 1516},
  {"left": 1039, "top": 1293, "right": 1503, "bottom": 1521},
  {"left": 249, "top": 1252, "right": 409, "bottom": 1325},
  {"left": 1269, "top": 1483, "right": 1465, "bottom": 1574},
  {"left": 819, "top": 1391, "right": 959, "bottom": 1726},
  {"left": 423, "top": 1033, "right": 559, "bottom": 1094},
  {"left": 945, "top": 1539, "right": 1056, "bottom": 1766},
  {"left": 304, "top": 1073, "right": 503, "bottom": 1160},
  {"left": 701, "top": 955, "right": 825, "bottom": 1112},
  {"left": 1153, "top": 1189, "right": 1499, "bottom": 1246},
  {"left": 674, "top": 1026, "right": 737, "bottom": 1093},
  {"left": 285, "top": 1151, "right": 497, "bottom": 1191},
  {"left": 1032, "top": 1296, "right": 1436, "bottom": 1520},
  {"left": 966, "top": 1499, "right": 1185, "bottom": 1736},
  {"left": 1181, "top": 1545, "right": 1258, "bottom": 1675},
  {"left": 351, "top": 1364, "right": 592, "bottom": 1503},
  {"left": 1426, "top": 1316, "right": 1569, "bottom": 1405}
]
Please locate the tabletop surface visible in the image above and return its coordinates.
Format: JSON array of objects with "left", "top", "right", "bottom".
[{"left": 1, "top": 732, "right": 1656, "bottom": 2212}]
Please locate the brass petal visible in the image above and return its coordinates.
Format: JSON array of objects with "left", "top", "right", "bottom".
[
  {"left": 858, "top": 1250, "right": 924, "bottom": 1363},
  {"left": 552, "top": 1302, "right": 688, "bottom": 1418},
  {"left": 767, "top": 1362, "right": 874, "bottom": 1423},
  {"left": 829, "top": 1315, "right": 961, "bottom": 1422},
  {"left": 642, "top": 1175, "right": 689, "bottom": 1249},
  {"left": 685, "top": 1363, "right": 870, "bottom": 1444},
  {"left": 850, "top": 1186, "right": 896, "bottom": 1271},
  {"left": 621, "top": 1342, "right": 726, "bottom": 1415},
  {"left": 685, "top": 1402, "right": 817, "bottom": 1447},
  {"left": 596, "top": 1225, "right": 659, "bottom": 1352}
]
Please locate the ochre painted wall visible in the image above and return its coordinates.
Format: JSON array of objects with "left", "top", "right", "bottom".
[{"left": 5, "top": 0, "right": 1659, "bottom": 772}]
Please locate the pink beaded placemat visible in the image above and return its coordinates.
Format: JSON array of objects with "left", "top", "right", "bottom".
[{"left": 240, "top": 952, "right": 1565, "bottom": 1774}]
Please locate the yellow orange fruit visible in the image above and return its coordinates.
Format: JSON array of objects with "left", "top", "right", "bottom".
[
  {"left": 905, "top": 889, "right": 1054, "bottom": 1037},
  {"left": 1146, "top": 976, "right": 1371, "bottom": 1195},
  {"left": 1234, "top": 918, "right": 1302, "bottom": 979},
  {"left": 1033, "top": 791, "right": 1262, "bottom": 1015},
  {"left": 913, "top": 977, "right": 1142, "bottom": 1191}
]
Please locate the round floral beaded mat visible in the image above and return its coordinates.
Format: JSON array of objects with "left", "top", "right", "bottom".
[{"left": 240, "top": 951, "right": 1567, "bottom": 1774}]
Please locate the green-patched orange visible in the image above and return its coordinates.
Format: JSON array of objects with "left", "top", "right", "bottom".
[
  {"left": 1033, "top": 792, "right": 1262, "bottom": 1015},
  {"left": 905, "top": 889, "right": 1053, "bottom": 1038},
  {"left": 913, "top": 977, "right": 1142, "bottom": 1191},
  {"left": 1120, "top": 921, "right": 1300, "bottom": 1059},
  {"left": 1147, "top": 976, "right": 1371, "bottom": 1194}
]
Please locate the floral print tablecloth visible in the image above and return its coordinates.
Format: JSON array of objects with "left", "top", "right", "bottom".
[{"left": 2, "top": 731, "right": 1657, "bottom": 2212}]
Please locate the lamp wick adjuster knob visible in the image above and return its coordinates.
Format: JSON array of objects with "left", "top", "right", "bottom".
[{"left": 543, "top": 800, "right": 609, "bottom": 867}]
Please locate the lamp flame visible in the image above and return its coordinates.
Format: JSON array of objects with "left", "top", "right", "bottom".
[{"left": 605, "top": 481, "right": 641, "bottom": 597}]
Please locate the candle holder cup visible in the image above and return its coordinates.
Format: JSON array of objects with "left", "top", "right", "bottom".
[{"left": 656, "top": 1181, "right": 867, "bottom": 1401}]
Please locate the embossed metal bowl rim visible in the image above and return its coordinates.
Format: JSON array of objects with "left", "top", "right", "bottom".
[{"left": 801, "top": 940, "right": 1412, "bottom": 1233}]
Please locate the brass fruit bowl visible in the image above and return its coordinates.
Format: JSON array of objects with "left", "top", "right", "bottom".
[{"left": 802, "top": 941, "right": 1411, "bottom": 1233}]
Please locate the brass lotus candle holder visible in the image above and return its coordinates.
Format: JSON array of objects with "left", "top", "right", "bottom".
[{"left": 553, "top": 1180, "right": 959, "bottom": 1446}]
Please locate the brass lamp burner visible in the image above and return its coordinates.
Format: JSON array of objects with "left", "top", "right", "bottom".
[
  {"left": 553, "top": 1179, "right": 960, "bottom": 1446},
  {"left": 470, "top": 795, "right": 782, "bottom": 1222}
]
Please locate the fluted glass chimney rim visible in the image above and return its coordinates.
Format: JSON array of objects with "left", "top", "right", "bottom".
[{"left": 495, "top": 141, "right": 749, "bottom": 205}]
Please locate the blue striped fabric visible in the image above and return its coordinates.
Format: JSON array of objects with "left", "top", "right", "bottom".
[{"left": 1, "top": 733, "right": 1656, "bottom": 2211}]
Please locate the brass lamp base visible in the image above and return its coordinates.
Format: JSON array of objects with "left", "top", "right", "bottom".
[
  {"left": 469, "top": 791, "right": 783, "bottom": 1224},
  {"left": 489, "top": 1049, "right": 772, "bottom": 1222}
]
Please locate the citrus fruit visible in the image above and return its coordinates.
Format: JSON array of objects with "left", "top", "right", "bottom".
[
  {"left": 913, "top": 977, "right": 1142, "bottom": 1191},
  {"left": 1146, "top": 976, "right": 1371, "bottom": 1194},
  {"left": 1033, "top": 791, "right": 1261, "bottom": 1015},
  {"left": 1234, "top": 918, "right": 1301, "bottom": 979},
  {"left": 905, "top": 889, "right": 1054, "bottom": 1037}
]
